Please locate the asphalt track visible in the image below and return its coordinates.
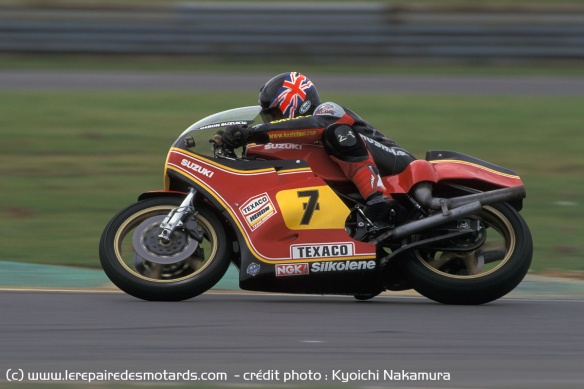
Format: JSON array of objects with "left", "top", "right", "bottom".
[
  {"left": 2, "top": 70, "right": 584, "bottom": 95},
  {"left": 1, "top": 290, "right": 583, "bottom": 388}
]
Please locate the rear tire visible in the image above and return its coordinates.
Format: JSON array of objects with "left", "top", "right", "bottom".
[
  {"left": 404, "top": 203, "right": 532, "bottom": 305},
  {"left": 99, "top": 197, "right": 231, "bottom": 301}
]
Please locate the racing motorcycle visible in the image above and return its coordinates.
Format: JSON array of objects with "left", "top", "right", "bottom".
[{"left": 99, "top": 106, "right": 532, "bottom": 305}]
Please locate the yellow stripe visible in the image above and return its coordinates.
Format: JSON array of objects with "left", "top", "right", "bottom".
[
  {"left": 278, "top": 167, "right": 313, "bottom": 174},
  {"left": 430, "top": 159, "right": 520, "bottom": 179}
]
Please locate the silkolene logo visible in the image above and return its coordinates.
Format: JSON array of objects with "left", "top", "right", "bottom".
[
  {"left": 275, "top": 260, "right": 376, "bottom": 275},
  {"left": 311, "top": 260, "right": 376, "bottom": 272}
]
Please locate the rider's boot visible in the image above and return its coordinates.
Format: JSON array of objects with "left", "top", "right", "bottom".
[
  {"left": 346, "top": 162, "right": 400, "bottom": 229},
  {"left": 363, "top": 193, "right": 400, "bottom": 229},
  {"left": 331, "top": 154, "right": 403, "bottom": 230}
]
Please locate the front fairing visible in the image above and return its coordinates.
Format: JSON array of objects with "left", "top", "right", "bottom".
[{"left": 172, "top": 106, "right": 263, "bottom": 157}]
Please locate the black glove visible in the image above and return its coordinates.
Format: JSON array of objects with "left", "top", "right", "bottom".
[{"left": 221, "top": 125, "right": 250, "bottom": 149}]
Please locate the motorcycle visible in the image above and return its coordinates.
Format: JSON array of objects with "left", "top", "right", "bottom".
[{"left": 99, "top": 106, "right": 532, "bottom": 304}]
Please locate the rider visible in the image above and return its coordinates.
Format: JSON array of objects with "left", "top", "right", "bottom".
[{"left": 221, "top": 72, "right": 415, "bottom": 230}]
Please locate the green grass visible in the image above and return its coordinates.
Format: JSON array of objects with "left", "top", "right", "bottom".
[
  {"left": 9, "top": 0, "right": 584, "bottom": 5},
  {"left": 0, "top": 91, "right": 582, "bottom": 275},
  {"left": 3, "top": 53, "right": 584, "bottom": 77}
]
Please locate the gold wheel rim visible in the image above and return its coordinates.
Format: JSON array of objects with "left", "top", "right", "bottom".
[
  {"left": 414, "top": 205, "right": 516, "bottom": 280},
  {"left": 113, "top": 205, "right": 218, "bottom": 283}
]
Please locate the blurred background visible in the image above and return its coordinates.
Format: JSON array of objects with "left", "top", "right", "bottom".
[{"left": 0, "top": 0, "right": 582, "bottom": 282}]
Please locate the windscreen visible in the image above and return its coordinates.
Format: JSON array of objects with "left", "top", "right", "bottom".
[{"left": 173, "top": 106, "right": 262, "bottom": 157}]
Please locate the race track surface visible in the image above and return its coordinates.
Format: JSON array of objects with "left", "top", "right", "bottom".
[
  {"left": 2, "top": 70, "right": 584, "bottom": 95},
  {"left": 1, "top": 291, "right": 583, "bottom": 388}
]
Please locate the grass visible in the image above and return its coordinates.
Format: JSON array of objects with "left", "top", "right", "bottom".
[
  {"left": 8, "top": 0, "right": 584, "bottom": 5},
  {"left": 0, "top": 90, "right": 582, "bottom": 275},
  {"left": 3, "top": 54, "right": 584, "bottom": 77}
]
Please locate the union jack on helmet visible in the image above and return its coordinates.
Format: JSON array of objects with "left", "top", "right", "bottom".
[{"left": 259, "top": 72, "right": 321, "bottom": 122}]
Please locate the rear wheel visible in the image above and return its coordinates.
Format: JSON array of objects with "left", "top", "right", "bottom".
[
  {"left": 405, "top": 203, "right": 532, "bottom": 305},
  {"left": 99, "top": 197, "right": 231, "bottom": 301}
]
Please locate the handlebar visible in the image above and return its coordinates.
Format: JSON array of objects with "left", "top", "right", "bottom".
[
  {"left": 209, "top": 134, "right": 238, "bottom": 159},
  {"left": 183, "top": 133, "right": 239, "bottom": 159}
]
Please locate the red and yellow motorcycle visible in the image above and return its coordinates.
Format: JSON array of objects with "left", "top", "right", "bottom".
[{"left": 99, "top": 106, "right": 532, "bottom": 304}]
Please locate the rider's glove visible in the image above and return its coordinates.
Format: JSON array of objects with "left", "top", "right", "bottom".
[{"left": 221, "top": 125, "right": 250, "bottom": 149}]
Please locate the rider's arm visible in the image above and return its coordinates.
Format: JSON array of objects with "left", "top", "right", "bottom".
[
  {"left": 250, "top": 102, "right": 360, "bottom": 145},
  {"left": 250, "top": 115, "right": 328, "bottom": 145}
]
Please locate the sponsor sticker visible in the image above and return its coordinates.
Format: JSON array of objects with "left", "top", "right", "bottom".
[
  {"left": 199, "top": 120, "right": 249, "bottom": 130},
  {"left": 314, "top": 102, "right": 345, "bottom": 117},
  {"left": 239, "top": 193, "right": 277, "bottom": 230},
  {"left": 299, "top": 100, "right": 312, "bottom": 114},
  {"left": 247, "top": 262, "right": 261, "bottom": 276},
  {"left": 275, "top": 263, "right": 309, "bottom": 277},
  {"left": 314, "top": 103, "right": 336, "bottom": 116},
  {"left": 311, "top": 260, "right": 376, "bottom": 273},
  {"left": 291, "top": 243, "right": 354, "bottom": 259}
]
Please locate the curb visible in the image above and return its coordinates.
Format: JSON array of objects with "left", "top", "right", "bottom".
[
  {"left": 0, "top": 261, "right": 239, "bottom": 291},
  {"left": 1, "top": 261, "right": 583, "bottom": 300}
]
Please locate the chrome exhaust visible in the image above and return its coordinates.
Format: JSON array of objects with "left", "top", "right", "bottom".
[
  {"left": 371, "top": 183, "right": 526, "bottom": 245},
  {"left": 371, "top": 201, "right": 483, "bottom": 244},
  {"left": 412, "top": 182, "right": 526, "bottom": 211}
]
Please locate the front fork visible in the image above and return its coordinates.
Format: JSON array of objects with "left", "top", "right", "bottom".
[{"left": 157, "top": 188, "right": 199, "bottom": 242}]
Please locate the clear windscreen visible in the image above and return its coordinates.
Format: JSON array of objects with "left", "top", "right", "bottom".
[{"left": 173, "top": 106, "right": 263, "bottom": 157}]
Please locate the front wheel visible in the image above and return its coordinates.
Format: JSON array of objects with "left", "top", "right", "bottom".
[
  {"left": 99, "top": 197, "right": 231, "bottom": 301},
  {"left": 404, "top": 203, "right": 532, "bottom": 305}
]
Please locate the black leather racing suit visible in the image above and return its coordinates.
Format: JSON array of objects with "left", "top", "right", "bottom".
[{"left": 250, "top": 101, "right": 415, "bottom": 200}]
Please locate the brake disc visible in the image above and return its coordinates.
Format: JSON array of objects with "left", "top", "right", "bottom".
[{"left": 132, "top": 215, "right": 198, "bottom": 265}]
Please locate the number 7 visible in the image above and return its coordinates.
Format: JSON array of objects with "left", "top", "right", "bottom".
[{"left": 297, "top": 190, "right": 320, "bottom": 225}]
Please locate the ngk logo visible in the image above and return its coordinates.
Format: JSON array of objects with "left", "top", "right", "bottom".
[{"left": 275, "top": 263, "right": 309, "bottom": 277}]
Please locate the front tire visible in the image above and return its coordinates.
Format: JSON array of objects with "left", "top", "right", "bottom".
[
  {"left": 99, "top": 197, "right": 231, "bottom": 301},
  {"left": 405, "top": 203, "right": 532, "bottom": 305}
]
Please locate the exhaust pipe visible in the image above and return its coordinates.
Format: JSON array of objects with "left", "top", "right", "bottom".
[
  {"left": 371, "top": 201, "right": 483, "bottom": 244},
  {"left": 412, "top": 182, "right": 526, "bottom": 210},
  {"left": 370, "top": 184, "right": 526, "bottom": 244}
]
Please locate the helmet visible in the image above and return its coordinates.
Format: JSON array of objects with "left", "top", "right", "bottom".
[{"left": 258, "top": 72, "right": 321, "bottom": 122}]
